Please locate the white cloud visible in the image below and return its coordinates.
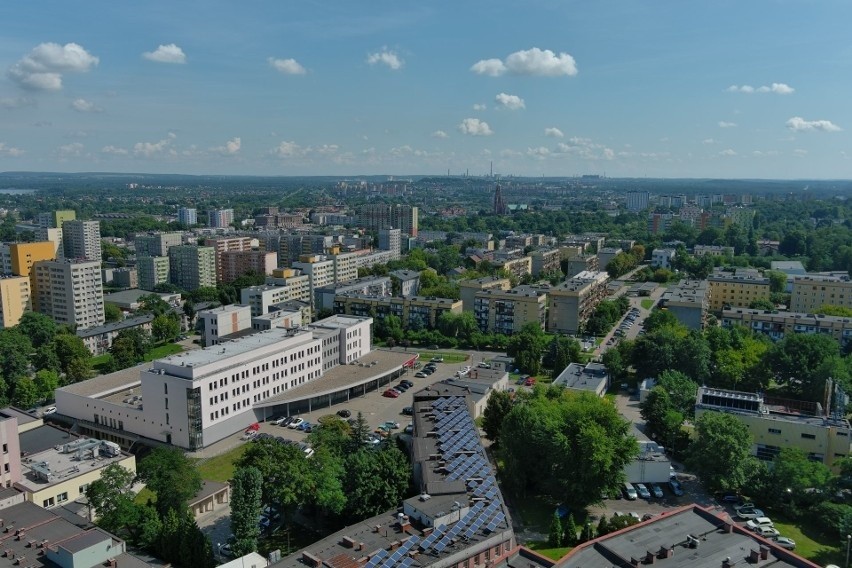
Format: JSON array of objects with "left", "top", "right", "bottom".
[
  {"left": 71, "top": 98, "right": 102, "bottom": 113},
  {"left": 143, "top": 44, "right": 186, "bottom": 64},
  {"left": 473, "top": 103, "right": 487, "bottom": 111},
  {"left": 719, "top": 148, "right": 737, "bottom": 156},
  {"left": 0, "top": 142, "right": 24, "bottom": 157},
  {"left": 133, "top": 137, "right": 172, "bottom": 157},
  {"left": 786, "top": 116, "right": 842, "bottom": 132},
  {"left": 752, "top": 150, "right": 779, "bottom": 157},
  {"left": 213, "top": 137, "right": 241, "bottom": 155},
  {"left": 431, "top": 130, "right": 448, "bottom": 139},
  {"left": 544, "top": 127, "right": 564, "bottom": 138},
  {"left": 458, "top": 118, "right": 493, "bottom": 136},
  {"left": 793, "top": 149, "right": 809, "bottom": 157},
  {"left": 0, "top": 96, "right": 34, "bottom": 109},
  {"left": 527, "top": 146, "right": 550, "bottom": 159},
  {"left": 8, "top": 42, "right": 98, "bottom": 91},
  {"left": 718, "top": 121, "right": 737, "bottom": 128},
  {"left": 270, "top": 141, "right": 305, "bottom": 158},
  {"left": 58, "top": 142, "right": 84, "bottom": 158},
  {"left": 471, "top": 48, "right": 577, "bottom": 77},
  {"left": 555, "top": 137, "right": 614, "bottom": 160},
  {"left": 727, "top": 82, "right": 794, "bottom": 94},
  {"left": 101, "top": 145, "right": 128, "bottom": 155},
  {"left": 366, "top": 47, "right": 403, "bottom": 70},
  {"left": 494, "top": 92, "right": 525, "bottom": 110},
  {"left": 268, "top": 57, "right": 307, "bottom": 75},
  {"left": 702, "top": 138, "right": 717, "bottom": 144}
]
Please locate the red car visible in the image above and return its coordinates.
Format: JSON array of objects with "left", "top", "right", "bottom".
[
  {"left": 524, "top": 377, "right": 536, "bottom": 387},
  {"left": 383, "top": 389, "right": 399, "bottom": 398}
]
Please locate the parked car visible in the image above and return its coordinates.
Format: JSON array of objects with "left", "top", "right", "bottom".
[
  {"left": 745, "top": 517, "right": 774, "bottom": 531},
  {"left": 415, "top": 372, "right": 427, "bottom": 378},
  {"left": 524, "top": 377, "right": 536, "bottom": 387},
  {"left": 623, "top": 483, "right": 638, "bottom": 500},
  {"left": 628, "top": 512, "right": 641, "bottom": 521},
  {"left": 297, "top": 421, "right": 312, "bottom": 431},
  {"left": 241, "top": 430, "right": 258, "bottom": 440},
  {"left": 477, "top": 362, "right": 491, "bottom": 369},
  {"left": 382, "top": 421, "right": 400, "bottom": 429},
  {"left": 716, "top": 491, "right": 741, "bottom": 503},
  {"left": 773, "top": 536, "right": 796, "bottom": 550},
  {"left": 287, "top": 418, "right": 304, "bottom": 429},
  {"left": 337, "top": 409, "right": 352, "bottom": 418},
  {"left": 735, "top": 507, "right": 765, "bottom": 520},
  {"left": 635, "top": 483, "right": 651, "bottom": 500},
  {"left": 43, "top": 406, "right": 57, "bottom": 415},
  {"left": 383, "top": 389, "right": 399, "bottom": 398},
  {"left": 219, "top": 542, "right": 234, "bottom": 557},
  {"left": 404, "top": 423, "right": 414, "bottom": 434},
  {"left": 401, "top": 406, "right": 414, "bottom": 415},
  {"left": 651, "top": 484, "right": 664, "bottom": 499},
  {"left": 516, "top": 377, "right": 526, "bottom": 385},
  {"left": 668, "top": 479, "right": 684, "bottom": 496},
  {"left": 430, "top": 356, "right": 444, "bottom": 363},
  {"left": 280, "top": 416, "right": 295, "bottom": 427},
  {"left": 734, "top": 502, "right": 756, "bottom": 512},
  {"left": 271, "top": 415, "right": 288, "bottom": 425},
  {"left": 754, "top": 526, "right": 780, "bottom": 538}
]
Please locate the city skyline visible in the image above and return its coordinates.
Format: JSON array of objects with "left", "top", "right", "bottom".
[{"left": 1, "top": 1, "right": 851, "bottom": 179}]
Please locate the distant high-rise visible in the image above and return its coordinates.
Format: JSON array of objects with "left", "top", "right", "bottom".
[
  {"left": 356, "top": 204, "right": 418, "bottom": 237},
  {"left": 208, "top": 208, "right": 234, "bottom": 228},
  {"left": 0, "top": 276, "right": 31, "bottom": 329},
  {"left": 626, "top": 191, "right": 650, "bottom": 212},
  {"left": 137, "top": 256, "right": 170, "bottom": 291},
  {"left": 62, "top": 220, "right": 102, "bottom": 262},
  {"left": 178, "top": 207, "right": 197, "bottom": 226},
  {"left": 493, "top": 184, "right": 507, "bottom": 215},
  {"left": 168, "top": 245, "right": 216, "bottom": 291},
  {"left": 135, "top": 231, "right": 183, "bottom": 257},
  {"left": 32, "top": 259, "right": 104, "bottom": 330},
  {"left": 37, "top": 209, "right": 76, "bottom": 229},
  {"left": 378, "top": 228, "right": 402, "bottom": 256}
]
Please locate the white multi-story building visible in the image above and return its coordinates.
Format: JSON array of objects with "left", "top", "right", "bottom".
[
  {"left": 178, "top": 207, "right": 197, "bottom": 226},
  {"left": 242, "top": 285, "right": 293, "bottom": 316},
  {"left": 62, "top": 220, "right": 102, "bottom": 262},
  {"left": 35, "top": 227, "right": 64, "bottom": 259},
  {"left": 208, "top": 208, "right": 234, "bottom": 228},
  {"left": 626, "top": 191, "right": 650, "bottom": 212},
  {"left": 651, "top": 248, "right": 677, "bottom": 269},
  {"left": 56, "top": 315, "right": 373, "bottom": 449},
  {"left": 197, "top": 304, "right": 252, "bottom": 346},
  {"left": 32, "top": 259, "right": 105, "bottom": 330},
  {"left": 135, "top": 231, "right": 184, "bottom": 257},
  {"left": 378, "top": 228, "right": 402, "bottom": 256}
]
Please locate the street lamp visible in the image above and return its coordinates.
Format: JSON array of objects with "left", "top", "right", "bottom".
[{"left": 845, "top": 534, "right": 851, "bottom": 568}]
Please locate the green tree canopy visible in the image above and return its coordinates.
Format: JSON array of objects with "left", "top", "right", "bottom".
[
  {"left": 687, "top": 412, "right": 755, "bottom": 492},
  {"left": 230, "top": 466, "right": 263, "bottom": 556},
  {"left": 137, "top": 448, "right": 203, "bottom": 518},
  {"left": 482, "top": 390, "right": 513, "bottom": 446}
]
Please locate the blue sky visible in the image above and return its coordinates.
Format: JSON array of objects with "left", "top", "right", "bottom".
[{"left": 1, "top": 1, "right": 850, "bottom": 178}]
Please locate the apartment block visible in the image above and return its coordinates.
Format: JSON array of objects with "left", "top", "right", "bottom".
[
  {"left": 208, "top": 208, "right": 234, "bottom": 228},
  {"left": 76, "top": 314, "right": 154, "bottom": 356},
  {"left": 0, "top": 275, "right": 31, "bottom": 328},
  {"left": 626, "top": 190, "right": 650, "bottom": 212},
  {"left": 204, "top": 236, "right": 256, "bottom": 282},
  {"left": 707, "top": 269, "right": 770, "bottom": 312},
  {"left": 37, "top": 209, "right": 76, "bottom": 229},
  {"left": 168, "top": 245, "right": 216, "bottom": 291},
  {"left": 197, "top": 304, "right": 253, "bottom": 346},
  {"left": 651, "top": 248, "right": 677, "bottom": 270},
  {"left": 389, "top": 269, "right": 420, "bottom": 298},
  {"left": 791, "top": 276, "right": 852, "bottom": 313},
  {"left": 597, "top": 247, "right": 622, "bottom": 270},
  {"left": 693, "top": 245, "right": 734, "bottom": 257},
  {"left": 492, "top": 255, "right": 532, "bottom": 279},
  {"left": 658, "top": 280, "right": 709, "bottom": 330},
  {"left": 178, "top": 207, "right": 197, "bottom": 226},
  {"left": 473, "top": 285, "right": 548, "bottom": 335},
  {"left": 562, "top": 254, "right": 599, "bottom": 279},
  {"left": 695, "top": 386, "right": 851, "bottom": 467},
  {"left": 529, "top": 248, "right": 561, "bottom": 277},
  {"left": 6, "top": 241, "right": 57, "bottom": 277},
  {"left": 34, "top": 227, "right": 64, "bottom": 260},
  {"left": 292, "top": 255, "right": 335, "bottom": 307},
  {"left": 356, "top": 204, "right": 418, "bottom": 237},
  {"left": 32, "top": 259, "right": 105, "bottom": 330},
  {"left": 547, "top": 271, "right": 610, "bottom": 334},
  {"left": 314, "top": 276, "right": 391, "bottom": 312},
  {"left": 378, "top": 227, "right": 402, "bottom": 255},
  {"left": 62, "top": 220, "right": 102, "bottom": 262},
  {"left": 266, "top": 268, "right": 312, "bottom": 303},
  {"left": 0, "top": 408, "right": 23, "bottom": 488},
  {"left": 219, "top": 250, "right": 277, "bottom": 283},
  {"left": 241, "top": 285, "right": 294, "bottom": 316},
  {"left": 722, "top": 308, "right": 852, "bottom": 347},
  {"left": 333, "top": 294, "right": 461, "bottom": 329},
  {"left": 135, "top": 231, "right": 183, "bottom": 257},
  {"left": 137, "top": 255, "right": 170, "bottom": 291},
  {"left": 459, "top": 277, "right": 512, "bottom": 312}
]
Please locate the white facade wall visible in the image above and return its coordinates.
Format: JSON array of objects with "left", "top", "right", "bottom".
[
  {"left": 651, "top": 248, "right": 677, "bottom": 270},
  {"left": 198, "top": 304, "right": 252, "bottom": 346},
  {"left": 241, "top": 285, "right": 292, "bottom": 316}
]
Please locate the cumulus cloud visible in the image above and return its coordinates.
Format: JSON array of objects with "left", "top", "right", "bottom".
[
  {"left": 431, "top": 130, "right": 449, "bottom": 139},
  {"left": 270, "top": 141, "right": 304, "bottom": 158},
  {"left": 544, "top": 127, "right": 564, "bottom": 138},
  {"left": 133, "top": 136, "right": 173, "bottom": 158},
  {"left": 101, "top": 145, "right": 128, "bottom": 155},
  {"left": 471, "top": 48, "right": 577, "bottom": 77},
  {"left": 702, "top": 138, "right": 717, "bottom": 144},
  {"left": 71, "top": 98, "right": 102, "bottom": 113},
  {"left": 142, "top": 44, "right": 186, "bottom": 64},
  {"left": 58, "top": 142, "right": 84, "bottom": 158},
  {"left": 458, "top": 118, "right": 493, "bottom": 136},
  {"left": 473, "top": 103, "right": 487, "bottom": 111},
  {"left": 213, "top": 137, "right": 241, "bottom": 155},
  {"left": 268, "top": 141, "right": 340, "bottom": 159},
  {"left": 752, "top": 150, "right": 779, "bottom": 157},
  {"left": 719, "top": 148, "right": 737, "bottom": 156},
  {"left": 727, "top": 82, "right": 794, "bottom": 94},
  {"left": 793, "top": 149, "right": 809, "bottom": 157},
  {"left": 718, "top": 121, "right": 737, "bottom": 128},
  {"left": 494, "top": 92, "right": 525, "bottom": 110},
  {"left": 786, "top": 116, "right": 842, "bottom": 132},
  {"left": 527, "top": 146, "right": 550, "bottom": 159},
  {"left": 555, "top": 137, "right": 614, "bottom": 160},
  {"left": 0, "top": 142, "right": 24, "bottom": 157},
  {"left": 7, "top": 42, "right": 98, "bottom": 91},
  {"left": 0, "top": 96, "right": 35, "bottom": 109},
  {"left": 268, "top": 57, "right": 307, "bottom": 75},
  {"left": 366, "top": 47, "right": 403, "bottom": 70}
]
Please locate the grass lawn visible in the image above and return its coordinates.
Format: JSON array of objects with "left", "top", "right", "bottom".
[
  {"left": 92, "top": 354, "right": 111, "bottom": 373},
  {"left": 525, "top": 541, "right": 572, "bottom": 561},
  {"left": 134, "top": 487, "right": 156, "bottom": 506},
  {"left": 144, "top": 343, "right": 184, "bottom": 361},
  {"left": 640, "top": 299, "right": 654, "bottom": 310},
  {"left": 417, "top": 351, "right": 468, "bottom": 364},
  {"left": 195, "top": 444, "right": 247, "bottom": 483},
  {"left": 770, "top": 517, "right": 843, "bottom": 565}
]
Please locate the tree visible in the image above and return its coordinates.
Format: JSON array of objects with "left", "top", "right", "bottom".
[
  {"left": 237, "top": 439, "right": 310, "bottom": 514},
  {"left": 104, "top": 303, "right": 123, "bottom": 323},
  {"left": 766, "top": 448, "right": 833, "bottom": 515},
  {"left": 86, "top": 464, "right": 140, "bottom": 538},
  {"left": 543, "top": 335, "right": 582, "bottom": 374},
  {"left": 580, "top": 521, "right": 595, "bottom": 543},
  {"left": 563, "top": 514, "right": 577, "bottom": 546},
  {"left": 507, "top": 322, "right": 548, "bottom": 375},
  {"left": 53, "top": 332, "right": 92, "bottom": 377},
  {"left": 152, "top": 314, "right": 181, "bottom": 343},
  {"left": 749, "top": 298, "right": 775, "bottom": 311},
  {"left": 765, "top": 270, "right": 788, "bottom": 294},
  {"left": 0, "top": 329, "right": 32, "bottom": 382},
  {"left": 138, "top": 294, "right": 172, "bottom": 316},
  {"left": 137, "top": 448, "right": 203, "bottom": 518},
  {"left": 349, "top": 411, "right": 372, "bottom": 451},
  {"left": 65, "top": 357, "right": 92, "bottom": 383},
  {"left": 548, "top": 511, "right": 563, "bottom": 547},
  {"left": 482, "top": 390, "right": 513, "bottom": 446},
  {"left": 33, "top": 369, "right": 60, "bottom": 402},
  {"left": 596, "top": 514, "right": 610, "bottom": 537},
  {"left": 13, "top": 377, "right": 39, "bottom": 408},
  {"left": 230, "top": 466, "right": 263, "bottom": 556},
  {"left": 344, "top": 445, "right": 410, "bottom": 519},
  {"left": 16, "top": 312, "right": 57, "bottom": 348},
  {"left": 764, "top": 333, "right": 841, "bottom": 400},
  {"left": 656, "top": 370, "right": 699, "bottom": 418},
  {"left": 687, "top": 412, "right": 754, "bottom": 492}
]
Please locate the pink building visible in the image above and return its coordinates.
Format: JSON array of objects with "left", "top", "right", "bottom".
[
  {"left": 220, "top": 250, "right": 278, "bottom": 283},
  {"left": 0, "top": 408, "right": 26, "bottom": 488}
]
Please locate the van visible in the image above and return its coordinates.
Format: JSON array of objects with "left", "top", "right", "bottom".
[{"left": 623, "top": 482, "right": 638, "bottom": 500}]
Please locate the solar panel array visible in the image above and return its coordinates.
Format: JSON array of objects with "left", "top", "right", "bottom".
[
  {"left": 377, "top": 535, "right": 421, "bottom": 568},
  {"left": 366, "top": 548, "right": 388, "bottom": 568}
]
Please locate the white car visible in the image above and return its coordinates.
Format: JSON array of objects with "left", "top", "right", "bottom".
[
  {"left": 43, "top": 406, "right": 57, "bottom": 415},
  {"left": 754, "top": 526, "right": 780, "bottom": 538},
  {"left": 241, "top": 430, "right": 258, "bottom": 440},
  {"left": 271, "top": 416, "right": 288, "bottom": 425},
  {"left": 745, "top": 517, "right": 774, "bottom": 531},
  {"left": 773, "top": 536, "right": 796, "bottom": 550},
  {"left": 287, "top": 418, "right": 304, "bottom": 429},
  {"left": 735, "top": 507, "right": 765, "bottom": 520}
]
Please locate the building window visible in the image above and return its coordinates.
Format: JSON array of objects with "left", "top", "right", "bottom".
[
  {"left": 43, "top": 497, "right": 55, "bottom": 508},
  {"left": 164, "top": 383, "right": 168, "bottom": 394},
  {"left": 801, "top": 433, "right": 816, "bottom": 440},
  {"left": 1, "top": 443, "right": 6, "bottom": 454},
  {"left": 768, "top": 428, "right": 781, "bottom": 434},
  {"left": 79, "top": 484, "right": 89, "bottom": 495},
  {"left": 57, "top": 492, "right": 68, "bottom": 503}
]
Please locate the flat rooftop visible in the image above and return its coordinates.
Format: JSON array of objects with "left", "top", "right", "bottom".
[
  {"left": 16, "top": 436, "right": 131, "bottom": 492},
  {"left": 157, "top": 327, "right": 312, "bottom": 369},
  {"left": 58, "top": 363, "right": 145, "bottom": 398},
  {"left": 557, "top": 505, "right": 818, "bottom": 568},
  {"left": 0, "top": 406, "right": 40, "bottom": 427},
  {"left": 19, "top": 424, "right": 77, "bottom": 456}
]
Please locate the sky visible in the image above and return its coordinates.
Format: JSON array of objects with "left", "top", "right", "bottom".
[{"left": 1, "top": 1, "right": 851, "bottom": 179}]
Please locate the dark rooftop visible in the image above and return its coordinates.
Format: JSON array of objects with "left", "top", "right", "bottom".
[{"left": 18, "top": 424, "right": 77, "bottom": 456}]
